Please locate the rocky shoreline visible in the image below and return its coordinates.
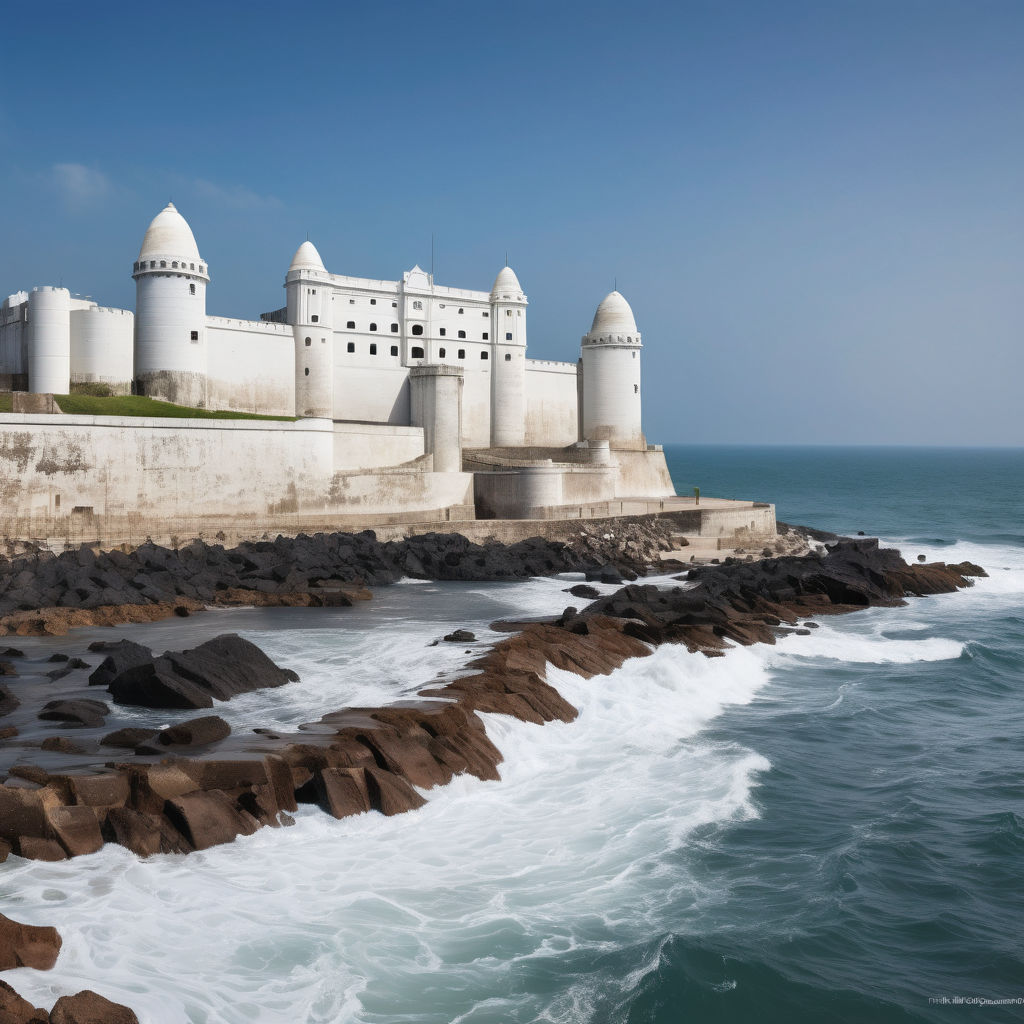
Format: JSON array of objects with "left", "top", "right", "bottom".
[{"left": 0, "top": 527, "right": 985, "bottom": 1021}]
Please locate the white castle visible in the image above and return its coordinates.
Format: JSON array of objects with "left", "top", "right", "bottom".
[
  {"left": 0, "top": 203, "right": 645, "bottom": 451},
  {"left": 0, "top": 203, "right": 679, "bottom": 539}
]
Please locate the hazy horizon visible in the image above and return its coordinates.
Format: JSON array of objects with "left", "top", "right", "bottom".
[{"left": 2, "top": 0, "right": 1021, "bottom": 446}]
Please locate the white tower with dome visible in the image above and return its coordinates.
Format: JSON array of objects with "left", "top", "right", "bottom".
[
  {"left": 131, "top": 202, "right": 210, "bottom": 407},
  {"left": 286, "top": 240, "right": 334, "bottom": 418},
  {"left": 581, "top": 290, "right": 643, "bottom": 446},
  {"left": 489, "top": 265, "right": 527, "bottom": 447}
]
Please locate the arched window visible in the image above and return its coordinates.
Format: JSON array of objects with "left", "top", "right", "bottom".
[
  {"left": 458, "top": 307, "right": 464, "bottom": 314},
  {"left": 504, "top": 353, "right": 511, "bottom": 361},
  {"left": 370, "top": 343, "right": 377, "bottom": 355},
  {"left": 634, "top": 384, "right": 639, "bottom": 393},
  {"left": 346, "top": 321, "right": 355, "bottom": 329},
  {"left": 412, "top": 324, "right": 423, "bottom": 336},
  {"left": 190, "top": 263, "right": 195, "bottom": 271},
  {"left": 412, "top": 346, "right": 424, "bottom": 358},
  {"left": 172, "top": 261, "right": 178, "bottom": 269},
  {"left": 457, "top": 349, "right": 465, "bottom": 359},
  {"left": 439, "top": 347, "right": 446, "bottom": 358},
  {"left": 390, "top": 323, "right": 398, "bottom": 332},
  {"left": 369, "top": 323, "right": 377, "bottom": 332},
  {"left": 506, "top": 309, "right": 511, "bottom": 316},
  {"left": 189, "top": 283, "right": 195, "bottom": 295},
  {"left": 458, "top": 330, "right": 466, "bottom": 339},
  {"left": 480, "top": 351, "right": 489, "bottom": 360},
  {"left": 304, "top": 368, "right": 310, "bottom": 376},
  {"left": 199, "top": 265, "right": 205, "bottom": 274},
  {"left": 439, "top": 328, "right": 446, "bottom": 337},
  {"left": 305, "top": 337, "right": 311, "bottom": 347},
  {"left": 160, "top": 261, "right": 167, "bottom": 268}
]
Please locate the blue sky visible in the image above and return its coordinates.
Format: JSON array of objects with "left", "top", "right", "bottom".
[{"left": 2, "top": 0, "right": 1022, "bottom": 444}]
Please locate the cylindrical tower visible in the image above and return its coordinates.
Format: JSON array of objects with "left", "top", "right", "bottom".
[
  {"left": 489, "top": 265, "right": 527, "bottom": 447},
  {"left": 286, "top": 241, "right": 335, "bottom": 418},
  {"left": 27, "top": 286, "right": 71, "bottom": 394},
  {"left": 70, "top": 307, "right": 134, "bottom": 394},
  {"left": 132, "top": 202, "right": 210, "bottom": 407},
  {"left": 580, "top": 290, "right": 643, "bottom": 446}
]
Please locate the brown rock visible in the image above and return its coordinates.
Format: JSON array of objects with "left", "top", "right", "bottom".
[
  {"left": 263, "top": 755, "right": 298, "bottom": 814},
  {"left": 157, "top": 715, "right": 231, "bottom": 748},
  {"left": 99, "top": 728, "right": 159, "bottom": 749},
  {"left": 363, "top": 767, "right": 426, "bottom": 816},
  {"left": 0, "top": 912, "right": 62, "bottom": 970},
  {"left": 15, "top": 836, "right": 66, "bottom": 861},
  {"left": 164, "top": 790, "right": 259, "bottom": 851},
  {"left": 45, "top": 806, "right": 103, "bottom": 858},
  {"left": 0, "top": 979, "right": 48, "bottom": 1023},
  {"left": 102, "top": 807, "right": 188, "bottom": 858},
  {"left": 0, "top": 786, "right": 61, "bottom": 845},
  {"left": 355, "top": 730, "right": 450, "bottom": 789},
  {"left": 50, "top": 988, "right": 139, "bottom": 1023},
  {"left": 316, "top": 767, "right": 372, "bottom": 819}
]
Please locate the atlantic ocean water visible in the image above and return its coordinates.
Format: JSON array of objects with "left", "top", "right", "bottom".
[{"left": 3, "top": 445, "right": 1022, "bottom": 1023}]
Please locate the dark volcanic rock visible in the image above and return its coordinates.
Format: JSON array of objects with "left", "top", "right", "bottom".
[
  {"left": 107, "top": 634, "right": 298, "bottom": 709},
  {"left": 567, "top": 583, "right": 600, "bottom": 600},
  {"left": 0, "top": 648, "right": 24, "bottom": 658},
  {"left": 0, "top": 685, "right": 20, "bottom": 718},
  {"left": 38, "top": 699, "right": 110, "bottom": 728},
  {"left": 100, "top": 727, "right": 159, "bottom": 749},
  {"left": 0, "top": 661, "right": 17, "bottom": 677},
  {"left": 442, "top": 629, "right": 476, "bottom": 643},
  {"left": 156, "top": 715, "right": 231, "bottom": 749},
  {"left": 87, "top": 639, "right": 153, "bottom": 688}
]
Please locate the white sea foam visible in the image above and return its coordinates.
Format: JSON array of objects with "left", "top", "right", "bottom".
[
  {"left": 3, "top": 619, "right": 771, "bottom": 1024},
  {"left": 769, "top": 623, "right": 965, "bottom": 665}
]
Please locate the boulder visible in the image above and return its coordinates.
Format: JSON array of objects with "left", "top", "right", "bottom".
[
  {"left": 567, "top": 583, "right": 600, "bottom": 600},
  {"left": 0, "top": 648, "right": 24, "bottom": 659},
  {"left": 0, "top": 980, "right": 48, "bottom": 1024},
  {"left": 164, "top": 790, "right": 260, "bottom": 851},
  {"left": 0, "top": 686, "right": 19, "bottom": 718},
  {"left": 45, "top": 805, "right": 103, "bottom": 857},
  {"left": 107, "top": 634, "right": 297, "bottom": 709},
  {"left": 314, "top": 767, "right": 372, "bottom": 819},
  {"left": 40, "top": 737, "right": 87, "bottom": 755},
  {"left": 87, "top": 640, "right": 153, "bottom": 688},
  {"left": 0, "top": 662, "right": 17, "bottom": 677},
  {"left": 38, "top": 700, "right": 109, "bottom": 729},
  {"left": 0, "top": 912, "right": 62, "bottom": 970},
  {"left": 363, "top": 767, "right": 426, "bottom": 816},
  {"left": 156, "top": 715, "right": 231, "bottom": 749},
  {"left": 99, "top": 727, "right": 159, "bottom": 749},
  {"left": 50, "top": 989, "right": 139, "bottom": 1024},
  {"left": 442, "top": 629, "right": 476, "bottom": 643}
]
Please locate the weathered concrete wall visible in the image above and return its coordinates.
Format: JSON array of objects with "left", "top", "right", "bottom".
[
  {"left": 524, "top": 360, "right": 579, "bottom": 446},
  {"left": 206, "top": 318, "right": 295, "bottom": 416},
  {"left": 332, "top": 422, "right": 425, "bottom": 471},
  {"left": 611, "top": 447, "right": 676, "bottom": 499}
]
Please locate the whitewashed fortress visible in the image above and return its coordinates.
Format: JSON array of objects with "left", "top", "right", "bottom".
[{"left": 0, "top": 203, "right": 700, "bottom": 545}]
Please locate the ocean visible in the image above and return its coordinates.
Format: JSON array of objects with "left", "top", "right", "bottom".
[{"left": 3, "top": 445, "right": 1022, "bottom": 1023}]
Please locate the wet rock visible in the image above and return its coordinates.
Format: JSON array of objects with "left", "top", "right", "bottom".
[
  {"left": 38, "top": 699, "right": 109, "bottom": 729},
  {"left": 0, "top": 661, "right": 17, "bottom": 677},
  {"left": 47, "top": 653, "right": 69, "bottom": 663},
  {"left": 0, "top": 979, "right": 49, "bottom": 1023},
  {"left": 164, "top": 790, "right": 260, "bottom": 851},
  {"left": 442, "top": 629, "right": 475, "bottom": 643},
  {"left": 151, "top": 716, "right": 231, "bottom": 750},
  {"left": 0, "top": 912, "right": 62, "bottom": 970},
  {"left": 50, "top": 989, "right": 140, "bottom": 1024},
  {"left": 107, "top": 634, "right": 297, "bottom": 710},
  {"left": 567, "top": 583, "right": 600, "bottom": 600},
  {"left": 99, "top": 727, "right": 159, "bottom": 749},
  {"left": 40, "top": 736, "right": 87, "bottom": 754},
  {"left": 0, "top": 648, "right": 24, "bottom": 659},
  {"left": 87, "top": 639, "right": 153, "bottom": 688},
  {"left": 585, "top": 564, "right": 623, "bottom": 584},
  {"left": 363, "top": 766, "right": 427, "bottom": 816},
  {"left": 0, "top": 727, "right": 18, "bottom": 740},
  {"left": 45, "top": 805, "right": 103, "bottom": 857},
  {"left": 0, "top": 686, "right": 20, "bottom": 718}
]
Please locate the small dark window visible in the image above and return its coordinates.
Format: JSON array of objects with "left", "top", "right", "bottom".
[
  {"left": 505, "top": 332, "right": 512, "bottom": 340},
  {"left": 480, "top": 351, "right": 489, "bottom": 360},
  {"left": 482, "top": 332, "right": 488, "bottom": 340},
  {"left": 311, "top": 314, "right": 319, "bottom": 323},
  {"left": 370, "top": 298, "right": 376, "bottom": 305},
  {"left": 305, "top": 337, "right": 311, "bottom": 347},
  {"left": 311, "top": 288, "right": 316, "bottom": 294},
  {"left": 54, "top": 494, "right": 60, "bottom": 509},
  {"left": 412, "top": 324, "right": 423, "bottom": 336},
  {"left": 189, "top": 283, "right": 196, "bottom": 295},
  {"left": 412, "top": 346, "right": 424, "bottom": 358},
  {"left": 458, "top": 330, "right": 466, "bottom": 339},
  {"left": 482, "top": 311, "right": 489, "bottom": 318},
  {"left": 390, "top": 345, "right": 398, "bottom": 356},
  {"left": 506, "top": 309, "right": 512, "bottom": 316},
  {"left": 190, "top": 330, "right": 199, "bottom": 342},
  {"left": 172, "top": 261, "right": 178, "bottom": 268},
  {"left": 304, "top": 368, "right": 310, "bottom": 376},
  {"left": 390, "top": 323, "right": 398, "bottom": 332},
  {"left": 458, "top": 348, "right": 465, "bottom": 359},
  {"left": 391, "top": 301, "right": 397, "bottom": 307},
  {"left": 369, "top": 323, "right": 377, "bottom": 332},
  {"left": 190, "top": 263, "right": 195, "bottom": 270},
  {"left": 199, "top": 265, "right": 205, "bottom": 274},
  {"left": 160, "top": 260, "right": 167, "bottom": 268},
  {"left": 505, "top": 353, "right": 512, "bottom": 361},
  {"left": 439, "top": 328, "right": 447, "bottom": 337},
  {"left": 634, "top": 384, "right": 639, "bottom": 393},
  {"left": 347, "top": 342, "right": 355, "bottom": 353},
  {"left": 413, "top": 300, "right": 422, "bottom": 310},
  {"left": 439, "top": 347, "right": 446, "bottom": 358},
  {"left": 346, "top": 320, "right": 355, "bottom": 329},
  {"left": 458, "top": 307, "right": 464, "bottom": 314},
  {"left": 370, "top": 343, "right": 377, "bottom": 355}
]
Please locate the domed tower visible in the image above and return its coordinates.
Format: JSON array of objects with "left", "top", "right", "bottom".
[
  {"left": 489, "top": 264, "right": 527, "bottom": 447},
  {"left": 286, "top": 240, "right": 334, "bottom": 418},
  {"left": 132, "top": 203, "right": 210, "bottom": 407},
  {"left": 581, "top": 290, "right": 643, "bottom": 446}
]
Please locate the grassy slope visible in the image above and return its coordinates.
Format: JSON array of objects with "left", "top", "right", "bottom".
[
  {"left": 53, "top": 394, "right": 296, "bottom": 421},
  {"left": 0, "top": 394, "right": 11, "bottom": 413}
]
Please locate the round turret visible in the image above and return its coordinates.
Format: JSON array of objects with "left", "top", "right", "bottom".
[
  {"left": 132, "top": 203, "right": 209, "bottom": 407},
  {"left": 490, "top": 264, "right": 528, "bottom": 447},
  {"left": 286, "top": 240, "right": 334, "bottom": 418},
  {"left": 27, "top": 286, "right": 71, "bottom": 394},
  {"left": 581, "top": 290, "right": 643, "bottom": 446}
]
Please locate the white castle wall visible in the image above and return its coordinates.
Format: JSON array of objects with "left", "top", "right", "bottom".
[
  {"left": 70, "top": 306, "right": 134, "bottom": 393},
  {"left": 524, "top": 360, "right": 579, "bottom": 446},
  {"left": 332, "top": 422, "right": 424, "bottom": 471},
  {"left": 205, "top": 317, "right": 295, "bottom": 416}
]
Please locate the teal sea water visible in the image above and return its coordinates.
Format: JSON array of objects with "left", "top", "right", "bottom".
[{"left": 4, "top": 445, "right": 1022, "bottom": 1023}]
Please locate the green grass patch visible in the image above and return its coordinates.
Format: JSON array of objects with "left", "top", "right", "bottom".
[
  {"left": 0, "top": 393, "right": 11, "bottom": 413},
  {"left": 53, "top": 393, "right": 296, "bottom": 421}
]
